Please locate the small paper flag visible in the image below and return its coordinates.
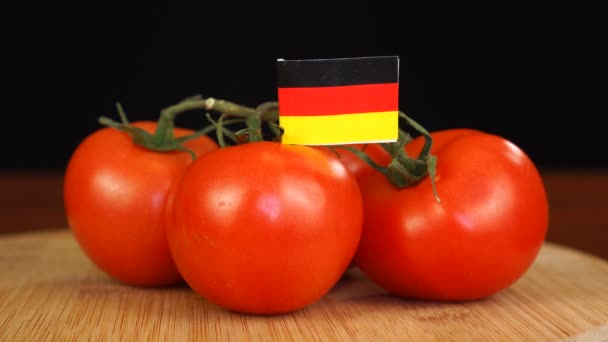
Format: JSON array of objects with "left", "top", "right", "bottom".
[{"left": 277, "top": 56, "right": 399, "bottom": 145}]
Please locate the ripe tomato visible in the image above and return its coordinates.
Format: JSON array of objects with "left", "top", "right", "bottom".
[
  {"left": 315, "top": 144, "right": 391, "bottom": 183},
  {"left": 166, "top": 141, "right": 363, "bottom": 314},
  {"left": 313, "top": 144, "right": 392, "bottom": 270},
  {"left": 354, "top": 129, "right": 549, "bottom": 300},
  {"left": 404, "top": 128, "right": 481, "bottom": 156},
  {"left": 64, "top": 121, "right": 219, "bottom": 286}
]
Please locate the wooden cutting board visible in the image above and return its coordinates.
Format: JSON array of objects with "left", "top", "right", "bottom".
[{"left": 1, "top": 229, "right": 607, "bottom": 341}]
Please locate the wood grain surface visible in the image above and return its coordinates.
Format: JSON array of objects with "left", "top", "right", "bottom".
[{"left": 1, "top": 229, "right": 607, "bottom": 341}]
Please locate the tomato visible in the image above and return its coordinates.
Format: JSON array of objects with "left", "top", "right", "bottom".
[
  {"left": 404, "top": 128, "right": 481, "bottom": 156},
  {"left": 64, "top": 121, "right": 219, "bottom": 286},
  {"left": 312, "top": 144, "right": 392, "bottom": 270},
  {"left": 166, "top": 141, "right": 363, "bottom": 314},
  {"left": 354, "top": 129, "right": 549, "bottom": 300},
  {"left": 316, "top": 144, "right": 391, "bottom": 183}
]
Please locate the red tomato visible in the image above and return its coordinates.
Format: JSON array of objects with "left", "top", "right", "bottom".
[
  {"left": 354, "top": 129, "right": 549, "bottom": 300},
  {"left": 313, "top": 144, "right": 391, "bottom": 270},
  {"left": 318, "top": 144, "right": 391, "bottom": 183},
  {"left": 64, "top": 121, "right": 219, "bottom": 286},
  {"left": 166, "top": 141, "right": 363, "bottom": 314},
  {"left": 404, "top": 128, "right": 481, "bottom": 156}
]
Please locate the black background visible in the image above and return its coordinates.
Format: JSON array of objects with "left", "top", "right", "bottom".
[{"left": 6, "top": 3, "right": 604, "bottom": 171}]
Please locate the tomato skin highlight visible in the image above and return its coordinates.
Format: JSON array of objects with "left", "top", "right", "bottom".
[
  {"left": 166, "top": 141, "right": 363, "bottom": 314},
  {"left": 354, "top": 130, "right": 549, "bottom": 300},
  {"left": 64, "top": 121, "right": 219, "bottom": 286}
]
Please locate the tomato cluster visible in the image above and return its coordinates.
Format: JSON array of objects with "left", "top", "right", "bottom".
[{"left": 64, "top": 98, "right": 549, "bottom": 314}]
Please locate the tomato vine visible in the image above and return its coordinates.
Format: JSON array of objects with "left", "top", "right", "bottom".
[{"left": 100, "top": 95, "right": 440, "bottom": 197}]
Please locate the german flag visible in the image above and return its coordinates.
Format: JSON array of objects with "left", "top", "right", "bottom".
[{"left": 277, "top": 56, "right": 399, "bottom": 145}]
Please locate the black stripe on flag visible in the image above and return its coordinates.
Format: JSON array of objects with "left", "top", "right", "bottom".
[{"left": 277, "top": 56, "right": 399, "bottom": 88}]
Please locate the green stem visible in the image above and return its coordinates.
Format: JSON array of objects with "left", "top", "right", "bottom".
[
  {"left": 160, "top": 97, "right": 279, "bottom": 122},
  {"left": 241, "top": 101, "right": 277, "bottom": 143},
  {"left": 103, "top": 96, "right": 440, "bottom": 201},
  {"left": 99, "top": 99, "right": 213, "bottom": 159},
  {"left": 399, "top": 111, "right": 433, "bottom": 161},
  {"left": 216, "top": 114, "right": 228, "bottom": 148},
  {"left": 391, "top": 112, "right": 439, "bottom": 201},
  {"left": 116, "top": 102, "right": 129, "bottom": 124},
  {"left": 151, "top": 97, "right": 279, "bottom": 148},
  {"left": 338, "top": 111, "right": 440, "bottom": 201},
  {"left": 205, "top": 113, "right": 238, "bottom": 147},
  {"left": 267, "top": 122, "right": 284, "bottom": 141},
  {"left": 174, "top": 122, "right": 232, "bottom": 144},
  {"left": 334, "top": 145, "right": 390, "bottom": 176}
]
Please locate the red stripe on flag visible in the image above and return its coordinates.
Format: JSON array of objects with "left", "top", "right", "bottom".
[{"left": 278, "top": 83, "right": 398, "bottom": 116}]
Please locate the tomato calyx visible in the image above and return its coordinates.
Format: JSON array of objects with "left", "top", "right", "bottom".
[
  {"left": 99, "top": 99, "right": 216, "bottom": 159},
  {"left": 337, "top": 112, "right": 440, "bottom": 201}
]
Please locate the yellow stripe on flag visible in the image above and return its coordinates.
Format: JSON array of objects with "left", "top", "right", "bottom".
[{"left": 280, "top": 111, "right": 398, "bottom": 145}]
